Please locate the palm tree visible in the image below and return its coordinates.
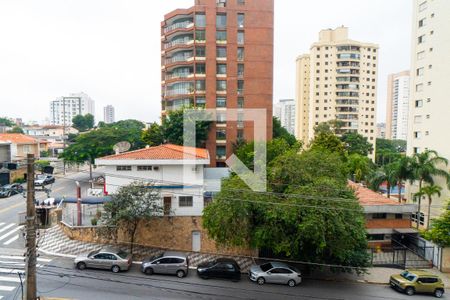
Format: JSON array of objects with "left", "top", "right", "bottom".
[
  {"left": 367, "top": 163, "right": 398, "bottom": 198},
  {"left": 411, "top": 150, "right": 450, "bottom": 229},
  {"left": 392, "top": 156, "right": 415, "bottom": 202},
  {"left": 414, "top": 185, "right": 442, "bottom": 229}
]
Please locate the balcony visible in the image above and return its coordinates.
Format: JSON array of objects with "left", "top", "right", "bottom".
[
  {"left": 164, "top": 21, "right": 194, "bottom": 34},
  {"left": 336, "top": 91, "right": 359, "bottom": 97},
  {"left": 336, "top": 114, "right": 358, "bottom": 120},
  {"left": 336, "top": 107, "right": 359, "bottom": 113},
  {"left": 165, "top": 55, "right": 193, "bottom": 65},
  {"left": 165, "top": 72, "right": 194, "bottom": 80},
  {"left": 164, "top": 37, "right": 194, "bottom": 50}
]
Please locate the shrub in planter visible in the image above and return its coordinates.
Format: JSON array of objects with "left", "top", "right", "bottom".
[{"left": 91, "top": 218, "right": 98, "bottom": 226}]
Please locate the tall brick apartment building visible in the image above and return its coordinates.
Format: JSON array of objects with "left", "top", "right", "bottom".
[{"left": 161, "top": 0, "right": 274, "bottom": 166}]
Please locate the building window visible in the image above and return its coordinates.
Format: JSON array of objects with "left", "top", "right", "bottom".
[
  {"left": 179, "top": 196, "right": 193, "bottom": 207},
  {"left": 217, "top": 112, "right": 226, "bottom": 124},
  {"left": 195, "top": 14, "right": 206, "bottom": 27},
  {"left": 372, "top": 213, "right": 387, "bottom": 219},
  {"left": 216, "top": 97, "right": 226, "bottom": 107},
  {"left": 418, "top": 35, "right": 425, "bottom": 44},
  {"left": 116, "top": 166, "right": 132, "bottom": 171},
  {"left": 237, "top": 80, "right": 244, "bottom": 94},
  {"left": 395, "top": 214, "right": 403, "bottom": 219},
  {"left": 237, "top": 47, "right": 244, "bottom": 61},
  {"left": 416, "top": 83, "right": 423, "bottom": 92},
  {"left": 237, "top": 13, "right": 245, "bottom": 28},
  {"left": 237, "top": 31, "right": 244, "bottom": 45},
  {"left": 237, "top": 129, "right": 244, "bottom": 140},
  {"left": 196, "top": 47, "right": 206, "bottom": 57},
  {"left": 411, "top": 212, "right": 425, "bottom": 225},
  {"left": 417, "top": 51, "right": 425, "bottom": 60},
  {"left": 216, "top": 46, "right": 227, "bottom": 58},
  {"left": 237, "top": 64, "right": 244, "bottom": 77},
  {"left": 237, "top": 97, "right": 244, "bottom": 108},
  {"left": 216, "top": 30, "right": 227, "bottom": 41},
  {"left": 237, "top": 0, "right": 245, "bottom": 5},
  {"left": 216, "top": 0, "right": 227, "bottom": 7},
  {"left": 418, "top": 18, "right": 426, "bottom": 27},
  {"left": 368, "top": 234, "right": 385, "bottom": 241},
  {"left": 195, "top": 30, "right": 206, "bottom": 41},
  {"left": 416, "top": 67, "right": 424, "bottom": 76},
  {"left": 216, "top": 80, "right": 227, "bottom": 91},
  {"left": 216, "top": 129, "right": 226, "bottom": 140},
  {"left": 137, "top": 166, "right": 152, "bottom": 171},
  {"left": 216, "top": 14, "right": 227, "bottom": 28},
  {"left": 415, "top": 99, "right": 423, "bottom": 107},
  {"left": 216, "top": 145, "right": 226, "bottom": 159},
  {"left": 413, "top": 147, "right": 421, "bottom": 154},
  {"left": 419, "top": 1, "right": 427, "bottom": 12},
  {"left": 196, "top": 80, "right": 206, "bottom": 91},
  {"left": 414, "top": 131, "right": 421, "bottom": 139},
  {"left": 217, "top": 63, "right": 227, "bottom": 75}
]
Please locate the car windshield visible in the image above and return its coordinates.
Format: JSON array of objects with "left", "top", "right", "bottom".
[
  {"left": 290, "top": 266, "right": 300, "bottom": 273},
  {"left": 400, "top": 271, "right": 417, "bottom": 281},
  {"left": 260, "top": 263, "right": 273, "bottom": 272},
  {"left": 150, "top": 253, "right": 163, "bottom": 261},
  {"left": 36, "top": 175, "right": 46, "bottom": 180},
  {"left": 88, "top": 250, "right": 99, "bottom": 257},
  {"left": 2, "top": 185, "right": 12, "bottom": 189},
  {"left": 116, "top": 250, "right": 129, "bottom": 259}
]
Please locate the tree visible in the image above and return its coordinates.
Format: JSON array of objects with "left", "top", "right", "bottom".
[
  {"left": 101, "top": 182, "right": 163, "bottom": 254},
  {"left": 313, "top": 120, "right": 345, "bottom": 135},
  {"left": 411, "top": 150, "right": 450, "bottom": 228},
  {"left": 347, "top": 153, "right": 373, "bottom": 183},
  {"left": 341, "top": 132, "right": 373, "bottom": 156},
  {"left": 414, "top": 185, "right": 442, "bottom": 229},
  {"left": 422, "top": 201, "right": 450, "bottom": 247},
  {"left": 309, "top": 132, "right": 346, "bottom": 157},
  {"left": 72, "top": 114, "right": 95, "bottom": 132},
  {"left": 59, "top": 119, "right": 145, "bottom": 179},
  {"left": 203, "top": 150, "right": 370, "bottom": 272},
  {"left": 367, "top": 163, "right": 398, "bottom": 198},
  {"left": 375, "top": 138, "right": 406, "bottom": 166},
  {"left": 0, "top": 117, "right": 14, "bottom": 127},
  {"left": 7, "top": 126, "right": 24, "bottom": 134},
  {"left": 272, "top": 117, "right": 297, "bottom": 146},
  {"left": 391, "top": 156, "right": 415, "bottom": 202},
  {"left": 141, "top": 122, "right": 164, "bottom": 146},
  {"left": 162, "top": 108, "right": 211, "bottom": 147}
]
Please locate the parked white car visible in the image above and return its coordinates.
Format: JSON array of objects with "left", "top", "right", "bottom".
[{"left": 249, "top": 262, "right": 302, "bottom": 287}]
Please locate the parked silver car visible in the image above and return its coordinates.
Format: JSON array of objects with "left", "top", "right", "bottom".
[
  {"left": 141, "top": 251, "right": 189, "bottom": 278},
  {"left": 74, "top": 247, "right": 132, "bottom": 273},
  {"left": 249, "top": 262, "right": 302, "bottom": 287}
]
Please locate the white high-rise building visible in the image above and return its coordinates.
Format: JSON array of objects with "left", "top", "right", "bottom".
[
  {"left": 103, "top": 105, "right": 115, "bottom": 124},
  {"left": 406, "top": 0, "right": 450, "bottom": 228},
  {"left": 295, "top": 27, "right": 378, "bottom": 158},
  {"left": 274, "top": 99, "right": 295, "bottom": 135},
  {"left": 50, "top": 92, "right": 95, "bottom": 126},
  {"left": 386, "top": 71, "right": 410, "bottom": 140}
]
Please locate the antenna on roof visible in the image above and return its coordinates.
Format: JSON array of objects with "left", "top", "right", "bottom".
[{"left": 113, "top": 141, "right": 131, "bottom": 154}]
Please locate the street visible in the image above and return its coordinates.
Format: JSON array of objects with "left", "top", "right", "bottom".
[{"left": 0, "top": 172, "right": 445, "bottom": 299}]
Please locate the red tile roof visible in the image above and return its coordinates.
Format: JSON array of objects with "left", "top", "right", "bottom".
[
  {"left": 99, "top": 144, "right": 209, "bottom": 160},
  {"left": 0, "top": 134, "right": 38, "bottom": 144},
  {"left": 348, "top": 181, "right": 401, "bottom": 206}
]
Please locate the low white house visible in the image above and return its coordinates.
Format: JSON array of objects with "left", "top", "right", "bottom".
[{"left": 95, "top": 144, "right": 210, "bottom": 216}]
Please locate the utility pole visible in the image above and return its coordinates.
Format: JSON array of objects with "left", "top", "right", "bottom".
[{"left": 25, "top": 153, "right": 37, "bottom": 300}]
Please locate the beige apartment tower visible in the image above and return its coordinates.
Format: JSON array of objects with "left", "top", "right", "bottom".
[
  {"left": 295, "top": 27, "right": 379, "bottom": 156},
  {"left": 386, "top": 71, "right": 410, "bottom": 140},
  {"left": 406, "top": 0, "right": 450, "bottom": 228}
]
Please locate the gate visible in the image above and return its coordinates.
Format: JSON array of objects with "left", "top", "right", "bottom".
[{"left": 0, "top": 171, "right": 9, "bottom": 186}]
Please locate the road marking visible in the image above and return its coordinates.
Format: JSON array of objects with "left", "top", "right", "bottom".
[
  {"left": 0, "top": 276, "right": 20, "bottom": 283},
  {"left": 0, "top": 227, "right": 20, "bottom": 242},
  {"left": 0, "top": 285, "right": 15, "bottom": 292},
  {"left": 0, "top": 268, "right": 21, "bottom": 274},
  {"left": 0, "top": 224, "right": 14, "bottom": 234},
  {"left": 2, "top": 235, "right": 18, "bottom": 245},
  {"left": 0, "top": 202, "right": 24, "bottom": 214},
  {"left": 0, "top": 255, "right": 51, "bottom": 263},
  {"left": 0, "top": 223, "right": 4, "bottom": 226},
  {"left": 0, "top": 261, "right": 24, "bottom": 266}
]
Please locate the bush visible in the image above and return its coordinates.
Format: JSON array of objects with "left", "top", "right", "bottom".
[{"left": 91, "top": 218, "right": 98, "bottom": 226}]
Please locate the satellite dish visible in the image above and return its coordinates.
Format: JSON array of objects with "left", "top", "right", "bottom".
[{"left": 113, "top": 141, "right": 131, "bottom": 154}]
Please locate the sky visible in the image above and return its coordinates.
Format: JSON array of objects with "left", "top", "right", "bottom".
[{"left": 0, "top": 0, "right": 412, "bottom": 125}]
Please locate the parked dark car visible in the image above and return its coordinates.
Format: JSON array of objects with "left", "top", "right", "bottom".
[
  {"left": 34, "top": 174, "right": 55, "bottom": 186},
  {"left": 197, "top": 258, "right": 241, "bottom": 281},
  {"left": 0, "top": 183, "right": 24, "bottom": 198}
]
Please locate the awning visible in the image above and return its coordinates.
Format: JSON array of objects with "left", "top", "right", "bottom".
[{"left": 393, "top": 228, "right": 419, "bottom": 234}]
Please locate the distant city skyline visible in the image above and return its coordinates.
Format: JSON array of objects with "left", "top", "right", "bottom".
[{"left": 0, "top": 0, "right": 411, "bottom": 124}]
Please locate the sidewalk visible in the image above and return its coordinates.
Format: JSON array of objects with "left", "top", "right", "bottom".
[{"left": 38, "top": 225, "right": 450, "bottom": 288}]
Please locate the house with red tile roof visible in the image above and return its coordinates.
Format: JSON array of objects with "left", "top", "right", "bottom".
[
  {"left": 349, "top": 181, "right": 418, "bottom": 248},
  {"left": 95, "top": 144, "right": 210, "bottom": 216},
  {"left": 0, "top": 133, "right": 49, "bottom": 162}
]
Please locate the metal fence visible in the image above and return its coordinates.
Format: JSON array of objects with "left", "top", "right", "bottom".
[{"left": 62, "top": 204, "right": 104, "bottom": 227}]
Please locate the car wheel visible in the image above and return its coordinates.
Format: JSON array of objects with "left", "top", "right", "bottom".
[
  {"left": 111, "top": 265, "right": 120, "bottom": 273},
  {"left": 257, "top": 277, "right": 265, "bottom": 285},
  {"left": 405, "top": 287, "right": 415, "bottom": 296},
  {"left": 144, "top": 268, "right": 153, "bottom": 275},
  {"left": 434, "top": 289, "right": 444, "bottom": 298},
  {"left": 77, "top": 262, "right": 86, "bottom": 270},
  {"left": 176, "top": 270, "right": 185, "bottom": 278},
  {"left": 288, "top": 279, "right": 296, "bottom": 287}
]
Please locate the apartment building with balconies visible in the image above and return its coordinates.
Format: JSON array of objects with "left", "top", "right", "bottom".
[
  {"left": 161, "top": 0, "right": 274, "bottom": 166},
  {"left": 295, "top": 27, "right": 379, "bottom": 157},
  {"left": 386, "top": 71, "right": 410, "bottom": 141},
  {"left": 406, "top": 0, "right": 450, "bottom": 228}
]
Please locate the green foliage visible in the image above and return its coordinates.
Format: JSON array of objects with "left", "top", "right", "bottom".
[
  {"left": 341, "top": 132, "right": 373, "bottom": 156},
  {"left": 40, "top": 150, "right": 50, "bottom": 158},
  {"left": 347, "top": 154, "right": 373, "bottom": 183},
  {"left": 313, "top": 120, "right": 345, "bottom": 135},
  {"left": 310, "top": 132, "right": 346, "bottom": 157},
  {"left": 415, "top": 185, "right": 442, "bottom": 229},
  {"left": 7, "top": 126, "right": 24, "bottom": 134},
  {"left": 411, "top": 150, "right": 450, "bottom": 189},
  {"left": 375, "top": 138, "right": 406, "bottom": 166},
  {"left": 367, "top": 163, "right": 398, "bottom": 198},
  {"left": 59, "top": 119, "right": 145, "bottom": 165},
  {"left": 422, "top": 201, "right": 450, "bottom": 246},
  {"left": 141, "top": 122, "right": 164, "bottom": 146},
  {"left": 162, "top": 108, "right": 211, "bottom": 147},
  {"left": 101, "top": 182, "right": 163, "bottom": 253},
  {"left": 203, "top": 150, "right": 370, "bottom": 272},
  {"left": 272, "top": 117, "right": 297, "bottom": 146},
  {"left": 0, "top": 117, "right": 14, "bottom": 127},
  {"left": 35, "top": 160, "right": 50, "bottom": 172},
  {"left": 72, "top": 114, "right": 95, "bottom": 132}
]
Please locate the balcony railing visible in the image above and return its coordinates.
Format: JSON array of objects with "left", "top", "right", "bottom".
[
  {"left": 164, "top": 38, "right": 193, "bottom": 49},
  {"left": 164, "top": 21, "right": 194, "bottom": 34},
  {"left": 165, "top": 55, "right": 193, "bottom": 64},
  {"left": 165, "top": 72, "right": 193, "bottom": 80}
]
